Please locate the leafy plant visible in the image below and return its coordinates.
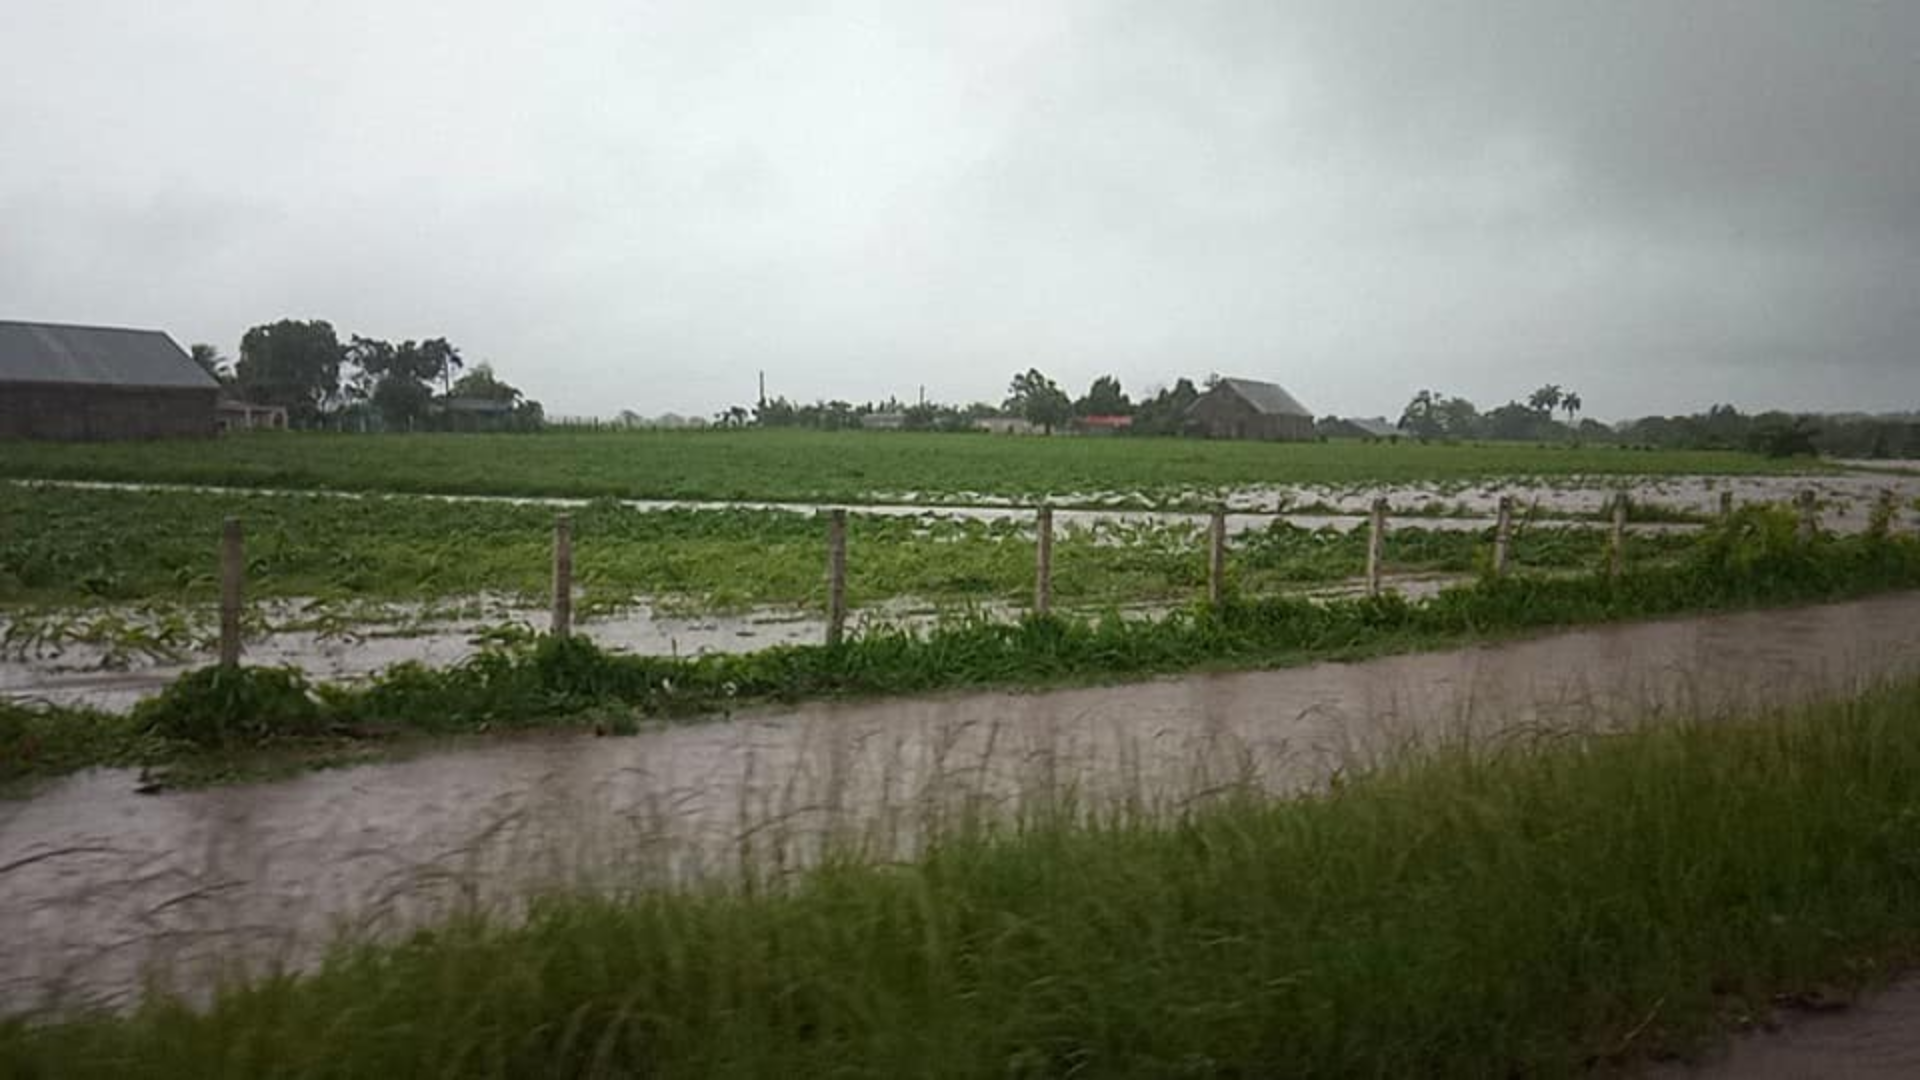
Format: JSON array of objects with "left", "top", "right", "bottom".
[{"left": 133, "top": 665, "right": 324, "bottom": 747}]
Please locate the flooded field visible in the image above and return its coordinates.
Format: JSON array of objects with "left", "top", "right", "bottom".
[
  {"left": 0, "top": 575, "right": 1489, "bottom": 712},
  {"left": 26, "top": 469, "right": 1920, "bottom": 528},
  {"left": 13, "top": 467, "right": 1911, "bottom": 710},
  {"left": 4, "top": 590, "right": 1918, "bottom": 1015}
]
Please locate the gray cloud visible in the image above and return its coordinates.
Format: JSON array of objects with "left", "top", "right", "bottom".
[{"left": 3, "top": 1, "right": 1916, "bottom": 419}]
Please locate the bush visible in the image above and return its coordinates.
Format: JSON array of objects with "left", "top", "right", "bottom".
[{"left": 132, "top": 665, "right": 324, "bottom": 747}]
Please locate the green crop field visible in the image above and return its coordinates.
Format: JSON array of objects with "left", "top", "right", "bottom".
[
  {"left": 0, "top": 430, "right": 1817, "bottom": 505},
  {"left": 0, "top": 484, "right": 1688, "bottom": 618}
]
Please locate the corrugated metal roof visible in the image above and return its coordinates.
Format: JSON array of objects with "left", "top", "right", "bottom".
[
  {"left": 1344, "top": 416, "right": 1401, "bottom": 437},
  {"left": 1217, "top": 377, "right": 1313, "bottom": 417},
  {"left": 0, "top": 321, "right": 216, "bottom": 390}
]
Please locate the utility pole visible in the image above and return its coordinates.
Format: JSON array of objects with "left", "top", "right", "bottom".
[{"left": 758, "top": 370, "right": 766, "bottom": 409}]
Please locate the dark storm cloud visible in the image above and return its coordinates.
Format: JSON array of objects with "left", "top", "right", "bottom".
[{"left": 2, "top": 1, "right": 1915, "bottom": 419}]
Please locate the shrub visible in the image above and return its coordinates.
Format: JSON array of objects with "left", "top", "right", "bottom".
[{"left": 132, "top": 665, "right": 324, "bottom": 747}]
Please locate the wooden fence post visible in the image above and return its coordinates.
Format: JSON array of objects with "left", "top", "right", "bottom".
[
  {"left": 551, "top": 514, "right": 573, "bottom": 638},
  {"left": 1492, "top": 495, "right": 1513, "bottom": 577},
  {"left": 1034, "top": 505, "right": 1054, "bottom": 616},
  {"left": 1366, "top": 498, "right": 1386, "bottom": 597},
  {"left": 1719, "top": 490, "right": 1735, "bottom": 520},
  {"left": 219, "top": 517, "right": 244, "bottom": 667},
  {"left": 1875, "top": 488, "right": 1899, "bottom": 537},
  {"left": 1608, "top": 493, "right": 1628, "bottom": 578},
  {"left": 1796, "top": 490, "right": 1818, "bottom": 543},
  {"left": 1208, "top": 508, "right": 1228, "bottom": 607},
  {"left": 826, "top": 509, "right": 848, "bottom": 646}
]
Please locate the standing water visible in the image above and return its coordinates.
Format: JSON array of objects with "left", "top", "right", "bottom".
[{"left": 3, "top": 592, "right": 1919, "bottom": 1015}]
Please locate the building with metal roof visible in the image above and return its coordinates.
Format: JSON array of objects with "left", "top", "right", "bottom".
[
  {"left": 0, "top": 321, "right": 218, "bottom": 440},
  {"left": 1318, "top": 415, "right": 1402, "bottom": 440},
  {"left": 1186, "top": 376, "right": 1316, "bottom": 441}
]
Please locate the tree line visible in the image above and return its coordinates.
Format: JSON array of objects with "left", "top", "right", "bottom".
[
  {"left": 744, "top": 370, "right": 1210, "bottom": 436},
  {"left": 190, "top": 319, "right": 544, "bottom": 431},
  {"left": 1614, "top": 405, "right": 1917, "bottom": 460}
]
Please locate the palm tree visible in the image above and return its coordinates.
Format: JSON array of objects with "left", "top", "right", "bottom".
[
  {"left": 1561, "top": 392, "right": 1583, "bottom": 425},
  {"left": 1527, "top": 384, "right": 1563, "bottom": 417}
]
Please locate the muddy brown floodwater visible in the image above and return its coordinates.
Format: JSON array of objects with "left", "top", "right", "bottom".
[{"left": 3, "top": 592, "right": 1920, "bottom": 1028}]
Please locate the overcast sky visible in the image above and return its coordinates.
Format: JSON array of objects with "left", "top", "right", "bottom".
[{"left": 4, "top": 1, "right": 1917, "bottom": 420}]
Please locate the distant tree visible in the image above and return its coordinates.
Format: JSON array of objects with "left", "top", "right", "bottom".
[
  {"left": 449, "top": 362, "right": 522, "bottom": 404},
  {"left": 341, "top": 336, "right": 479, "bottom": 430},
  {"left": 1560, "top": 391, "right": 1583, "bottom": 425},
  {"left": 754, "top": 396, "right": 798, "bottom": 427},
  {"left": 1131, "top": 378, "right": 1201, "bottom": 436},
  {"left": 820, "top": 400, "right": 857, "bottom": 430},
  {"left": 188, "top": 343, "right": 232, "bottom": 384},
  {"left": 1401, "top": 390, "right": 1482, "bottom": 439},
  {"left": 1526, "top": 384, "right": 1564, "bottom": 418},
  {"left": 418, "top": 337, "right": 464, "bottom": 396},
  {"left": 715, "top": 405, "right": 752, "bottom": 428},
  {"left": 1435, "top": 396, "right": 1482, "bottom": 439},
  {"left": 1749, "top": 415, "right": 1819, "bottom": 458},
  {"left": 1399, "top": 390, "right": 1441, "bottom": 438},
  {"left": 342, "top": 335, "right": 394, "bottom": 405},
  {"left": 1074, "top": 375, "right": 1132, "bottom": 417},
  {"left": 235, "top": 319, "right": 346, "bottom": 426},
  {"left": 1486, "top": 401, "right": 1547, "bottom": 441},
  {"left": 344, "top": 336, "right": 431, "bottom": 430},
  {"left": 1005, "top": 369, "right": 1073, "bottom": 434},
  {"left": 371, "top": 375, "right": 433, "bottom": 431},
  {"left": 1700, "top": 404, "right": 1748, "bottom": 448}
]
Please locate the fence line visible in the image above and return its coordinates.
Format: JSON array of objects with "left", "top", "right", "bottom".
[{"left": 199, "top": 490, "right": 1892, "bottom": 652}]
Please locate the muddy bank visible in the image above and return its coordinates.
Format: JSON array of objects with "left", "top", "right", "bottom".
[
  {"left": 1652, "top": 976, "right": 1920, "bottom": 1078},
  {"left": 3, "top": 591, "right": 1919, "bottom": 1014}
]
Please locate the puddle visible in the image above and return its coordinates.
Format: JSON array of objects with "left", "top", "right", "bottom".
[{"left": 3, "top": 591, "right": 1919, "bottom": 1014}]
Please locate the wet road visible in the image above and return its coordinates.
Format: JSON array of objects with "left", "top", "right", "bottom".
[{"left": 3, "top": 591, "right": 1919, "bottom": 1016}]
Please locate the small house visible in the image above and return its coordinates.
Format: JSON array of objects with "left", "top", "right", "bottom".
[
  {"left": 974, "top": 415, "right": 1040, "bottom": 435},
  {"left": 1074, "top": 414, "right": 1133, "bottom": 436},
  {"left": 1187, "top": 377, "right": 1315, "bottom": 441},
  {"left": 216, "top": 398, "right": 289, "bottom": 433}
]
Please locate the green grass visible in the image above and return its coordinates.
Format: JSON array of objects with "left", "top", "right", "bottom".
[
  {"left": 0, "top": 430, "right": 1817, "bottom": 505},
  {"left": 8, "top": 677, "right": 1920, "bottom": 1077},
  {"left": 0, "top": 483, "right": 1694, "bottom": 617}
]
